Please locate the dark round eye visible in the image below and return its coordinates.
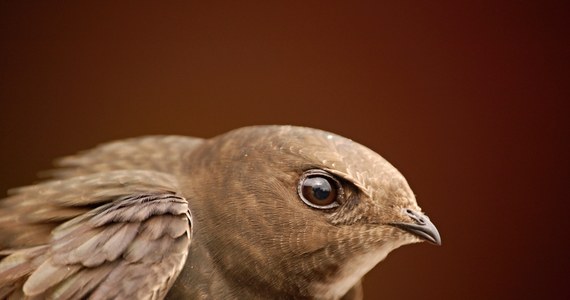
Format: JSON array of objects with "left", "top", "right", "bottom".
[{"left": 298, "top": 170, "right": 342, "bottom": 209}]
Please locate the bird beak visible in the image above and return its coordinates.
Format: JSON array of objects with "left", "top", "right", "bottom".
[{"left": 390, "top": 209, "right": 441, "bottom": 245}]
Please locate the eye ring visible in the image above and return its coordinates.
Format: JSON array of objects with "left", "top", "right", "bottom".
[{"left": 297, "top": 169, "right": 343, "bottom": 209}]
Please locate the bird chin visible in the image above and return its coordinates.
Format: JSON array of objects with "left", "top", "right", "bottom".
[{"left": 308, "top": 238, "right": 412, "bottom": 299}]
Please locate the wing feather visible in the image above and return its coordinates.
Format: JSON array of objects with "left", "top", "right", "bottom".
[
  {"left": 0, "top": 171, "right": 192, "bottom": 299},
  {"left": 50, "top": 135, "right": 203, "bottom": 178}
]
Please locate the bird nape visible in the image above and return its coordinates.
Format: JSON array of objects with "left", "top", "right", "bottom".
[{"left": 0, "top": 125, "right": 440, "bottom": 300}]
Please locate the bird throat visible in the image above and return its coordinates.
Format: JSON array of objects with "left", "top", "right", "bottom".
[{"left": 309, "top": 239, "right": 409, "bottom": 299}]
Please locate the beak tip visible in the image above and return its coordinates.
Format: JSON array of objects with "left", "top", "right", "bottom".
[
  {"left": 430, "top": 234, "right": 442, "bottom": 246},
  {"left": 391, "top": 209, "right": 441, "bottom": 246}
]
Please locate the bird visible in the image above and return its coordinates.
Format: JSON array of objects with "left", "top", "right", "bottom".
[{"left": 0, "top": 125, "right": 440, "bottom": 299}]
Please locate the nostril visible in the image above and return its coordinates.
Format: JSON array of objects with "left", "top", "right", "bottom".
[{"left": 404, "top": 208, "right": 426, "bottom": 225}]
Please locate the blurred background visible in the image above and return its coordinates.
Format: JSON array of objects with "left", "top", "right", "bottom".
[{"left": 0, "top": 1, "right": 567, "bottom": 299}]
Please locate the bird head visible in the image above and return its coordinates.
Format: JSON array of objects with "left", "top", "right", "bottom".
[{"left": 184, "top": 125, "right": 440, "bottom": 298}]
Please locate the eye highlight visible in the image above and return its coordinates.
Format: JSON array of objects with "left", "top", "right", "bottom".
[{"left": 298, "top": 170, "right": 343, "bottom": 209}]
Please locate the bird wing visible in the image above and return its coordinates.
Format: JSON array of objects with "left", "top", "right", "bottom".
[
  {"left": 49, "top": 135, "right": 204, "bottom": 178},
  {"left": 0, "top": 170, "right": 192, "bottom": 300}
]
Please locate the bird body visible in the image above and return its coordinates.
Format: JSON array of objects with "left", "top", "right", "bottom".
[{"left": 0, "top": 126, "right": 440, "bottom": 299}]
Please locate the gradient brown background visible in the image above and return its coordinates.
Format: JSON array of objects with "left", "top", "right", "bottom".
[{"left": 0, "top": 1, "right": 567, "bottom": 299}]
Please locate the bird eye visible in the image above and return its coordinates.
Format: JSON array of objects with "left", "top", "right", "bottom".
[{"left": 298, "top": 170, "right": 342, "bottom": 209}]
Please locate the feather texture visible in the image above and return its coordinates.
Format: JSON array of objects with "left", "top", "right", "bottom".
[
  {"left": 0, "top": 126, "right": 439, "bottom": 299},
  {"left": 0, "top": 170, "right": 192, "bottom": 299}
]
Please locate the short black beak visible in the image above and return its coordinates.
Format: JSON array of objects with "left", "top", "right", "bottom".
[{"left": 390, "top": 209, "right": 441, "bottom": 245}]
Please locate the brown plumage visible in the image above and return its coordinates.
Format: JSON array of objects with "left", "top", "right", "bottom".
[{"left": 0, "top": 125, "right": 440, "bottom": 299}]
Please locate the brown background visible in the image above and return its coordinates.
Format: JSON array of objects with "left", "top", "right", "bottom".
[{"left": 0, "top": 1, "right": 568, "bottom": 299}]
